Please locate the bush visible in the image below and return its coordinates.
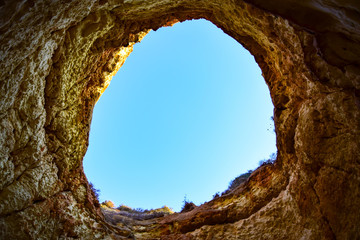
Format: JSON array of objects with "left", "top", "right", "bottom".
[
  {"left": 212, "top": 192, "right": 220, "bottom": 199},
  {"left": 159, "top": 206, "right": 173, "bottom": 214},
  {"left": 259, "top": 152, "right": 277, "bottom": 166},
  {"left": 146, "top": 206, "right": 173, "bottom": 214},
  {"left": 102, "top": 200, "right": 115, "bottom": 208},
  {"left": 226, "top": 170, "right": 253, "bottom": 193},
  {"left": 117, "top": 204, "right": 133, "bottom": 212},
  {"left": 113, "top": 204, "right": 174, "bottom": 220},
  {"left": 89, "top": 182, "right": 100, "bottom": 200},
  {"left": 220, "top": 152, "right": 278, "bottom": 195},
  {"left": 181, "top": 202, "right": 196, "bottom": 213},
  {"left": 181, "top": 195, "right": 196, "bottom": 213}
]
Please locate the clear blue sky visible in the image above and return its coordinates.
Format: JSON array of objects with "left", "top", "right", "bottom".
[{"left": 83, "top": 19, "right": 276, "bottom": 212}]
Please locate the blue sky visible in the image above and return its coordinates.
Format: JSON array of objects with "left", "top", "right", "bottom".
[{"left": 83, "top": 19, "right": 276, "bottom": 212}]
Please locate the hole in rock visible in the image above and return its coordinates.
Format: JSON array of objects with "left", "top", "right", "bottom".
[{"left": 83, "top": 19, "right": 276, "bottom": 212}]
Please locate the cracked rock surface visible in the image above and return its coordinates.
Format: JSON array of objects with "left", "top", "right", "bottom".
[{"left": 0, "top": 0, "right": 359, "bottom": 239}]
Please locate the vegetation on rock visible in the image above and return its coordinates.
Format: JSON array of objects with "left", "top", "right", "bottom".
[
  {"left": 219, "top": 152, "right": 277, "bottom": 197},
  {"left": 181, "top": 195, "right": 197, "bottom": 213},
  {"left": 101, "top": 204, "right": 174, "bottom": 224},
  {"left": 101, "top": 200, "right": 115, "bottom": 208}
]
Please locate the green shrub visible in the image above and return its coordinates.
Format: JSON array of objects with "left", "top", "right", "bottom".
[
  {"left": 219, "top": 152, "right": 278, "bottom": 196},
  {"left": 88, "top": 182, "right": 100, "bottom": 207},
  {"left": 212, "top": 192, "right": 220, "bottom": 199},
  {"left": 258, "top": 152, "right": 277, "bottom": 166},
  {"left": 89, "top": 182, "right": 100, "bottom": 200},
  {"left": 113, "top": 204, "right": 174, "bottom": 220},
  {"left": 181, "top": 195, "right": 196, "bottom": 213},
  {"left": 102, "top": 200, "right": 115, "bottom": 208},
  {"left": 117, "top": 204, "right": 132, "bottom": 212},
  {"left": 226, "top": 170, "right": 253, "bottom": 193}
]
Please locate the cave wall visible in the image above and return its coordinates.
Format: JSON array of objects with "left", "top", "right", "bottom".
[{"left": 0, "top": 0, "right": 359, "bottom": 239}]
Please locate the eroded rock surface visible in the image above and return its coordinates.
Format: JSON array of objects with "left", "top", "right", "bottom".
[{"left": 0, "top": 0, "right": 359, "bottom": 239}]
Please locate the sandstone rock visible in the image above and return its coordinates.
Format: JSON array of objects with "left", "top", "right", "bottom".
[{"left": 0, "top": 0, "right": 359, "bottom": 239}]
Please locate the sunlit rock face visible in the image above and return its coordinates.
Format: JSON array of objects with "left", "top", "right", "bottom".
[{"left": 0, "top": 0, "right": 359, "bottom": 239}]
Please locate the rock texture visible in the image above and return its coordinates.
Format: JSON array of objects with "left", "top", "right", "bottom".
[{"left": 0, "top": 0, "right": 359, "bottom": 239}]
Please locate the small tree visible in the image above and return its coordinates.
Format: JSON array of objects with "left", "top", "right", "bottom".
[
  {"left": 181, "top": 195, "right": 196, "bottom": 213},
  {"left": 89, "top": 182, "right": 100, "bottom": 198},
  {"left": 259, "top": 152, "right": 277, "bottom": 166},
  {"left": 212, "top": 192, "right": 220, "bottom": 199}
]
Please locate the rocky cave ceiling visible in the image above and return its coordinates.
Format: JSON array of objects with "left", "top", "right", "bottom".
[{"left": 0, "top": 0, "right": 359, "bottom": 239}]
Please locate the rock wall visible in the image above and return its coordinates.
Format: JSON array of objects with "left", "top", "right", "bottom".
[{"left": 0, "top": 0, "right": 359, "bottom": 239}]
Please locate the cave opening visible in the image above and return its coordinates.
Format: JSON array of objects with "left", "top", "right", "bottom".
[
  {"left": 2, "top": 0, "right": 359, "bottom": 237},
  {"left": 83, "top": 19, "right": 277, "bottom": 212}
]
